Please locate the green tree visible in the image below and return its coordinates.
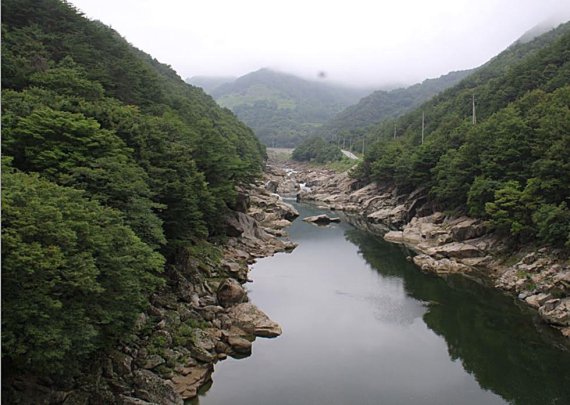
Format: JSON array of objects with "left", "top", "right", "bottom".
[
  {"left": 3, "top": 107, "right": 165, "bottom": 249},
  {"left": 2, "top": 166, "right": 164, "bottom": 376}
]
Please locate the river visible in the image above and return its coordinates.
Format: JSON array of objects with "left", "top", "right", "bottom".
[{"left": 193, "top": 203, "right": 570, "bottom": 405}]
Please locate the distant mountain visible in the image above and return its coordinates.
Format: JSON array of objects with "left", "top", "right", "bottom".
[
  {"left": 316, "top": 69, "right": 474, "bottom": 141},
  {"left": 208, "top": 68, "right": 374, "bottom": 147},
  {"left": 185, "top": 75, "right": 236, "bottom": 93}
]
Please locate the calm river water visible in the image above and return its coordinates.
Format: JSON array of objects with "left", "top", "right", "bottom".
[{"left": 193, "top": 203, "right": 570, "bottom": 405}]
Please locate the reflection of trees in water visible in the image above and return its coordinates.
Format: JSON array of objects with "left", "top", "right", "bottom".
[{"left": 345, "top": 229, "right": 570, "bottom": 405}]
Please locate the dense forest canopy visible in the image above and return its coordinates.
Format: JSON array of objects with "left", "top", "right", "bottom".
[
  {"left": 200, "top": 68, "right": 372, "bottom": 147},
  {"left": 1, "top": 0, "right": 266, "bottom": 380},
  {"left": 315, "top": 69, "right": 474, "bottom": 146},
  {"left": 354, "top": 21, "right": 570, "bottom": 248},
  {"left": 291, "top": 136, "right": 344, "bottom": 163}
]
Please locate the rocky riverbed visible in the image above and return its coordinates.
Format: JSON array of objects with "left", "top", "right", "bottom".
[
  {"left": 8, "top": 175, "right": 299, "bottom": 405},
  {"left": 264, "top": 160, "right": 570, "bottom": 338}
]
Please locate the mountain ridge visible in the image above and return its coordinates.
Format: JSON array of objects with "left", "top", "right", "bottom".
[
  {"left": 200, "top": 68, "right": 374, "bottom": 147},
  {"left": 315, "top": 68, "right": 475, "bottom": 141}
]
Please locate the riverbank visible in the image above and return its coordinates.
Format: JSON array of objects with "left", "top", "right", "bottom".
[
  {"left": 6, "top": 175, "right": 299, "bottom": 405},
  {"left": 265, "top": 159, "right": 570, "bottom": 338},
  {"left": 194, "top": 201, "right": 570, "bottom": 405}
]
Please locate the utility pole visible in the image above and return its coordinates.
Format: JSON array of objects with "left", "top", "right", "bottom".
[
  {"left": 472, "top": 93, "right": 477, "bottom": 125},
  {"left": 421, "top": 111, "right": 425, "bottom": 144},
  {"left": 362, "top": 138, "right": 365, "bottom": 155},
  {"left": 393, "top": 123, "right": 397, "bottom": 140}
]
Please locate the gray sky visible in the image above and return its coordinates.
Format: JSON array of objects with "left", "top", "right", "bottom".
[{"left": 69, "top": 0, "right": 570, "bottom": 87}]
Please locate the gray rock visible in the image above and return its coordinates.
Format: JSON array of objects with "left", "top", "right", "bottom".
[
  {"left": 191, "top": 329, "right": 216, "bottom": 352},
  {"left": 217, "top": 278, "right": 246, "bottom": 307},
  {"left": 227, "top": 336, "right": 252, "bottom": 354},
  {"left": 426, "top": 242, "right": 482, "bottom": 259},
  {"left": 539, "top": 298, "right": 570, "bottom": 326},
  {"left": 265, "top": 180, "right": 278, "bottom": 193},
  {"left": 450, "top": 218, "right": 486, "bottom": 242},
  {"left": 110, "top": 350, "right": 133, "bottom": 376},
  {"left": 215, "top": 341, "right": 230, "bottom": 354},
  {"left": 171, "top": 365, "right": 213, "bottom": 400},
  {"left": 190, "top": 346, "right": 216, "bottom": 363},
  {"left": 132, "top": 369, "right": 183, "bottom": 405},
  {"left": 303, "top": 214, "right": 341, "bottom": 225},
  {"left": 143, "top": 354, "right": 166, "bottom": 370},
  {"left": 525, "top": 293, "right": 552, "bottom": 308},
  {"left": 227, "top": 303, "right": 282, "bottom": 337},
  {"left": 384, "top": 231, "right": 404, "bottom": 243}
]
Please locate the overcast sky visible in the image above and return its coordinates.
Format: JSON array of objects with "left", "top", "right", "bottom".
[{"left": 69, "top": 0, "right": 570, "bottom": 88}]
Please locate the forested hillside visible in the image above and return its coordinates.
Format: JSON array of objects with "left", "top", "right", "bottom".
[
  {"left": 355, "top": 21, "right": 570, "bottom": 248},
  {"left": 292, "top": 136, "right": 343, "bottom": 163},
  {"left": 207, "top": 68, "right": 372, "bottom": 147},
  {"left": 1, "top": 0, "right": 265, "bottom": 385},
  {"left": 315, "top": 69, "right": 473, "bottom": 143}
]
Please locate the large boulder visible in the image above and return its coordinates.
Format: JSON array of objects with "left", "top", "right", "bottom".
[
  {"left": 227, "top": 336, "right": 253, "bottom": 354},
  {"left": 303, "top": 214, "right": 340, "bottom": 225},
  {"left": 450, "top": 218, "right": 486, "bottom": 242},
  {"left": 171, "top": 365, "right": 213, "bottom": 400},
  {"left": 217, "top": 278, "right": 246, "bottom": 307},
  {"left": 227, "top": 303, "right": 282, "bottom": 337}
]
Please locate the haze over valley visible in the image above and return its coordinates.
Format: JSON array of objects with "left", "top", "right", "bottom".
[{"left": 3, "top": 1, "right": 570, "bottom": 404}]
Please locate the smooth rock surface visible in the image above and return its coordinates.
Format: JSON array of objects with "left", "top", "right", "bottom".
[{"left": 227, "top": 303, "right": 282, "bottom": 337}]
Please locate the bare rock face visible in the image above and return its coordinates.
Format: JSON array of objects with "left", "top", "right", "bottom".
[
  {"left": 227, "top": 303, "right": 282, "bottom": 337},
  {"left": 539, "top": 298, "right": 570, "bottom": 326},
  {"left": 450, "top": 217, "right": 486, "bottom": 242},
  {"left": 303, "top": 214, "right": 341, "bottom": 225},
  {"left": 234, "top": 211, "right": 271, "bottom": 241},
  {"left": 133, "top": 370, "right": 183, "bottom": 405},
  {"left": 216, "top": 278, "right": 246, "bottom": 308},
  {"left": 426, "top": 242, "right": 482, "bottom": 259},
  {"left": 367, "top": 204, "right": 407, "bottom": 228},
  {"left": 171, "top": 365, "right": 213, "bottom": 400}
]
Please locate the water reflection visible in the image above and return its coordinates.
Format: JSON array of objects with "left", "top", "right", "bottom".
[
  {"left": 194, "top": 203, "right": 570, "bottom": 405},
  {"left": 345, "top": 229, "right": 570, "bottom": 405}
]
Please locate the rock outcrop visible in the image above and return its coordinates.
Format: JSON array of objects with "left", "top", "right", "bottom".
[
  {"left": 217, "top": 278, "right": 246, "bottom": 307},
  {"left": 276, "top": 161, "right": 570, "bottom": 338},
  {"left": 227, "top": 303, "right": 283, "bottom": 338},
  {"left": 303, "top": 214, "right": 341, "bottom": 225}
]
